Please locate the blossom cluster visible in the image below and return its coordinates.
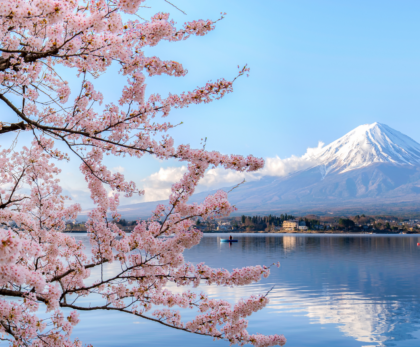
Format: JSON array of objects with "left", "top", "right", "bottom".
[{"left": 0, "top": 1, "right": 284, "bottom": 346}]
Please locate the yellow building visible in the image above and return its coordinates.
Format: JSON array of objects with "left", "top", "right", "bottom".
[{"left": 283, "top": 220, "right": 299, "bottom": 231}]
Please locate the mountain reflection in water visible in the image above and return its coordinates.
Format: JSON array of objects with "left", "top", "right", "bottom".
[{"left": 69, "top": 234, "right": 420, "bottom": 347}]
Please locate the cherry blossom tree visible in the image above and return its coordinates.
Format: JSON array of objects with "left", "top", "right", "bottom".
[{"left": 0, "top": 0, "right": 286, "bottom": 346}]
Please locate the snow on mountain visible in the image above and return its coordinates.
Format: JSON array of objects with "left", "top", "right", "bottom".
[
  {"left": 110, "top": 122, "right": 420, "bottom": 218},
  {"left": 304, "top": 122, "right": 420, "bottom": 174}
]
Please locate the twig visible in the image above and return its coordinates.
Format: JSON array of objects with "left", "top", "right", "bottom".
[
  {"left": 164, "top": 0, "right": 187, "bottom": 15},
  {"left": 227, "top": 179, "right": 246, "bottom": 193},
  {"left": 8, "top": 130, "right": 21, "bottom": 152}
]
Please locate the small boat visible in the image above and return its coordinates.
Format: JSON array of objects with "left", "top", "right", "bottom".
[{"left": 220, "top": 239, "right": 238, "bottom": 243}]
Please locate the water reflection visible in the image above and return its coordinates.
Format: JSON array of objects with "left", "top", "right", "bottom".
[{"left": 70, "top": 234, "right": 420, "bottom": 347}]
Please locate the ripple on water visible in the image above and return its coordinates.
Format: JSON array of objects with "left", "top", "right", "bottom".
[{"left": 66, "top": 234, "right": 420, "bottom": 347}]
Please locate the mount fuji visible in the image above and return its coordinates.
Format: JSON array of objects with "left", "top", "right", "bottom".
[
  {"left": 302, "top": 122, "right": 420, "bottom": 175},
  {"left": 116, "top": 123, "right": 420, "bottom": 218}
]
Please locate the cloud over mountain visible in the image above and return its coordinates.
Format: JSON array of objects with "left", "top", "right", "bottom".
[
  {"left": 139, "top": 142, "right": 325, "bottom": 202},
  {"left": 114, "top": 123, "right": 420, "bottom": 217}
]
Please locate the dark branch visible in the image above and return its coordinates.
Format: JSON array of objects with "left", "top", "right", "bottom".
[{"left": 0, "top": 122, "right": 27, "bottom": 134}]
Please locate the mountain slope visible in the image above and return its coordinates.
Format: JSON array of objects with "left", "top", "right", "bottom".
[
  {"left": 304, "top": 122, "right": 420, "bottom": 174},
  {"left": 220, "top": 163, "right": 420, "bottom": 211},
  {"left": 110, "top": 123, "right": 420, "bottom": 218}
]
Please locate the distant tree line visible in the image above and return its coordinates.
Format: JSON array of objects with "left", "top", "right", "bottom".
[
  {"left": 117, "top": 219, "right": 137, "bottom": 227},
  {"left": 240, "top": 214, "right": 296, "bottom": 230},
  {"left": 338, "top": 218, "right": 355, "bottom": 228},
  {"left": 299, "top": 217, "right": 321, "bottom": 229}
]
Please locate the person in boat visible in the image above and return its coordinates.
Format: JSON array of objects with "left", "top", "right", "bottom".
[{"left": 229, "top": 235, "right": 233, "bottom": 241}]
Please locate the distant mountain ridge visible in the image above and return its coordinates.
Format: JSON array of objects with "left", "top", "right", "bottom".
[{"left": 100, "top": 123, "right": 420, "bottom": 218}]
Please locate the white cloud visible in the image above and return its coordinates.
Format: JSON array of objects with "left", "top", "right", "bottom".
[
  {"left": 141, "top": 166, "right": 187, "bottom": 202},
  {"left": 260, "top": 141, "right": 324, "bottom": 177},
  {"left": 139, "top": 166, "right": 257, "bottom": 202},
  {"left": 146, "top": 166, "right": 187, "bottom": 188},
  {"left": 57, "top": 142, "right": 326, "bottom": 207},
  {"left": 200, "top": 167, "right": 258, "bottom": 189},
  {"left": 111, "top": 166, "right": 125, "bottom": 174},
  {"left": 138, "top": 142, "right": 325, "bottom": 202}
]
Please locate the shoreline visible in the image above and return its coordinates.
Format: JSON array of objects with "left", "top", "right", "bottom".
[{"left": 64, "top": 230, "right": 420, "bottom": 235}]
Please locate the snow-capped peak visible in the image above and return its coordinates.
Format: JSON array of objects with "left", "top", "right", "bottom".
[{"left": 306, "top": 122, "right": 420, "bottom": 174}]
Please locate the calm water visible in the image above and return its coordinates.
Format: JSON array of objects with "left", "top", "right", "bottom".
[{"left": 66, "top": 234, "right": 420, "bottom": 347}]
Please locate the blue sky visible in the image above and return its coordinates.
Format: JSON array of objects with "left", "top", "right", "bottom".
[
  {"left": 3, "top": 0, "right": 420, "bottom": 208},
  {"left": 138, "top": 0, "right": 420, "bottom": 159}
]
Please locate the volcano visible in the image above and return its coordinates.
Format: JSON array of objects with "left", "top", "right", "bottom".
[
  {"left": 303, "top": 122, "right": 420, "bottom": 174},
  {"left": 112, "top": 123, "right": 420, "bottom": 218}
]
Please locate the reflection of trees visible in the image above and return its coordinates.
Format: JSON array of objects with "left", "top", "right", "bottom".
[{"left": 186, "top": 235, "right": 420, "bottom": 346}]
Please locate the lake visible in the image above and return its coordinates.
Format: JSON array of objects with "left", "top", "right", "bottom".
[{"left": 67, "top": 234, "right": 420, "bottom": 347}]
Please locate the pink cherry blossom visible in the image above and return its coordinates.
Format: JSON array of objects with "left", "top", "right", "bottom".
[{"left": 0, "top": 1, "right": 285, "bottom": 346}]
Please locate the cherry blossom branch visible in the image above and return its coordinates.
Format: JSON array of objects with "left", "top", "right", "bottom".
[{"left": 0, "top": 2, "right": 282, "bottom": 346}]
